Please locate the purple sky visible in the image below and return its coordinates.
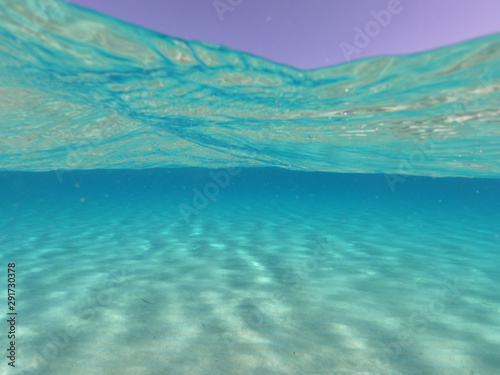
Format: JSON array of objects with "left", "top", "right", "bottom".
[{"left": 64, "top": 0, "right": 500, "bottom": 69}]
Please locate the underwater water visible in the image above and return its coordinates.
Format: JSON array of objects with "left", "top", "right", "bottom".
[{"left": 1, "top": 0, "right": 500, "bottom": 374}]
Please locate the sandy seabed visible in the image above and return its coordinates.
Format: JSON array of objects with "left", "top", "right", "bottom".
[{"left": 1, "top": 171, "right": 499, "bottom": 375}]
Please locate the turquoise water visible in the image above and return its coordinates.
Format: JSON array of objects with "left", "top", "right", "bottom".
[{"left": 1, "top": 1, "right": 499, "bottom": 374}]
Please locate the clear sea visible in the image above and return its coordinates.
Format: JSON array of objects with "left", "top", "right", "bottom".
[{"left": 0, "top": 1, "right": 499, "bottom": 374}]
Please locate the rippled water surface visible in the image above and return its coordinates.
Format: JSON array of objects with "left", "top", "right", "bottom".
[{"left": 1, "top": 0, "right": 500, "bottom": 177}]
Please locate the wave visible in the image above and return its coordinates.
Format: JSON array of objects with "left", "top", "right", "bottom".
[{"left": 1, "top": 0, "right": 499, "bottom": 177}]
